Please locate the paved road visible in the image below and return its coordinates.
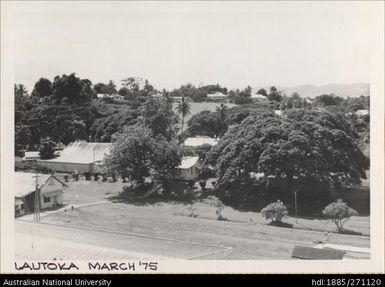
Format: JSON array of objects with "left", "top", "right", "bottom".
[{"left": 15, "top": 220, "right": 226, "bottom": 260}]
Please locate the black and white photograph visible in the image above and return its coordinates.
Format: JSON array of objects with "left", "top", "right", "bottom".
[{"left": 1, "top": 1, "right": 384, "bottom": 274}]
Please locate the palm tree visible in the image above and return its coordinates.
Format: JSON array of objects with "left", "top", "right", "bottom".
[
  {"left": 216, "top": 103, "right": 228, "bottom": 137},
  {"left": 175, "top": 96, "right": 191, "bottom": 133}
]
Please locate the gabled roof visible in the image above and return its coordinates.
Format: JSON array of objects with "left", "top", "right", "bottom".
[
  {"left": 15, "top": 172, "right": 68, "bottom": 198},
  {"left": 184, "top": 137, "right": 218, "bottom": 147},
  {"left": 177, "top": 156, "right": 200, "bottom": 169},
  {"left": 39, "top": 141, "right": 112, "bottom": 164}
]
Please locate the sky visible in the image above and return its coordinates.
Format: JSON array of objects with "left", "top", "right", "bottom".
[{"left": 6, "top": 1, "right": 377, "bottom": 92}]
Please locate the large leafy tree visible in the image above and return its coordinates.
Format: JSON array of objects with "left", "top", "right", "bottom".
[
  {"left": 120, "top": 77, "right": 155, "bottom": 101},
  {"left": 15, "top": 124, "right": 32, "bottom": 153},
  {"left": 175, "top": 96, "right": 191, "bottom": 133},
  {"left": 52, "top": 73, "right": 94, "bottom": 105},
  {"left": 185, "top": 110, "right": 219, "bottom": 138},
  {"left": 171, "top": 83, "right": 205, "bottom": 102},
  {"left": 98, "top": 80, "right": 118, "bottom": 95},
  {"left": 39, "top": 137, "right": 56, "bottom": 159},
  {"left": 141, "top": 95, "right": 177, "bottom": 140},
  {"left": 256, "top": 88, "right": 268, "bottom": 97},
  {"left": 206, "top": 109, "right": 369, "bottom": 202},
  {"left": 71, "top": 119, "right": 88, "bottom": 140},
  {"left": 314, "top": 94, "right": 344, "bottom": 107},
  {"left": 31, "top": 78, "right": 53, "bottom": 98},
  {"left": 281, "top": 92, "right": 305, "bottom": 110},
  {"left": 226, "top": 104, "right": 269, "bottom": 126},
  {"left": 107, "top": 125, "right": 181, "bottom": 188},
  {"left": 15, "top": 84, "right": 36, "bottom": 124},
  {"left": 94, "top": 82, "right": 107, "bottom": 94},
  {"left": 107, "top": 125, "right": 152, "bottom": 186},
  {"left": 267, "top": 86, "right": 283, "bottom": 102},
  {"left": 229, "top": 87, "right": 253, "bottom": 105}
]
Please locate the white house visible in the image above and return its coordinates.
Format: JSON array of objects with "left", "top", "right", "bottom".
[
  {"left": 96, "top": 93, "right": 110, "bottom": 99},
  {"left": 22, "top": 151, "right": 41, "bottom": 161},
  {"left": 15, "top": 172, "right": 68, "bottom": 217},
  {"left": 250, "top": 93, "right": 267, "bottom": 101},
  {"left": 38, "top": 141, "right": 112, "bottom": 174},
  {"left": 207, "top": 92, "right": 228, "bottom": 101},
  {"left": 175, "top": 156, "right": 201, "bottom": 181},
  {"left": 355, "top": 109, "right": 369, "bottom": 117},
  {"left": 183, "top": 137, "right": 218, "bottom": 148}
]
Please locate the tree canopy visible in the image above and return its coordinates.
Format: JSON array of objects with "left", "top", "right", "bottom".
[
  {"left": 31, "top": 78, "right": 53, "bottom": 98},
  {"left": 52, "top": 73, "right": 95, "bottom": 105},
  {"left": 107, "top": 124, "right": 181, "bottom": 187},
  {"left": 205, "top": 109, "right": 369, "bottom": 202},
  {"left": 141, "top": 95, "right": 178, "bottom": 140}
]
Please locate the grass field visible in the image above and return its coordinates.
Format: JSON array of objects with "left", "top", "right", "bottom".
[{"left": 32, "top": 180, "right": 370, "bottom": 260}]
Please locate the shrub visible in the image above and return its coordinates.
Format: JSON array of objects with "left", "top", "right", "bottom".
[
  {"left": 203, "top": 195, "right": 228, "bottom": 221},
  {"left": 188, "top": 204, "right": 199, "bottom": 218},
  {"left": 322, "top": 199, "right": 358, "bottom": 233},
  {"left": 39, "top": 137, "right": 56, "bottom": 159},
  {"left": 261, "top": 200, "right": 288, "bottom": 224},
  {"left": 211, "top": 196, "right": 227, "bottom": 221}
]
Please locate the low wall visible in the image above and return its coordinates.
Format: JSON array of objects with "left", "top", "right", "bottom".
[{"left": 38, "top": 161, "right": 93, "bottom": 174}]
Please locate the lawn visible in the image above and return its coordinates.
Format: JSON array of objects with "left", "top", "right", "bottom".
[{"left": 38, "top": 180, "right": 370, "bottom": 259}]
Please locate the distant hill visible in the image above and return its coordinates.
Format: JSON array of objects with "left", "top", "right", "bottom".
[{"left": 254, "top": 83, "right": 369, "bottom": 98}]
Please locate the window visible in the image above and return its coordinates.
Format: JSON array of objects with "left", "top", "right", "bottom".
[{"left": 43, "top": 196, "right": 50, "bottom": 203}]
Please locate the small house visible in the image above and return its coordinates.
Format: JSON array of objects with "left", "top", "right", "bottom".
[
  {"left": 15, "top": 172, "right": 68, "bottom": 217},
  {"left": 207, "top": 92, "right": 228, "bottom": 102},
  {"left": 175, "top": 156, "right": 201, "bottom": 181}
]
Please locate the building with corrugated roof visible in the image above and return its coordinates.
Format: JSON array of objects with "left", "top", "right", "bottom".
[
  {"left": 38, "top": 141, "right": 112, "bottom": 174},
  {"left": 175, "top": 156, "right": 201, "bottom": 181},
  {"left": 15, "top": 172, "right": 68, "bottom": 217}
]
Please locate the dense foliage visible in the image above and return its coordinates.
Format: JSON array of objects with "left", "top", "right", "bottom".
[
  {"left": 14, "top": 75, "right": 370, "bottom": 209},
  {"left": 39, "top": 137, "right": 56, "bottom": 159},
  {"left": 205, "top": 108, "right": 369, "bottom": 203},
  {"left": 106, "top": 124, "right": 181, "bottom": 188},
  {"left": 171, "top": 83, "right": 227, "bottom": 102},
  {"left": 14, "top": 74, "right": 156, "bottom": 154}
]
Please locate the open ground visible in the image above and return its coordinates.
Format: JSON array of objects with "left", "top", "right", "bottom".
[{"left": 16, "top": 180, "right": 370, "bottom": 260}]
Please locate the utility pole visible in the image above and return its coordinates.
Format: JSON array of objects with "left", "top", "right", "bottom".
[
  {"left": 294, "top": 190, "right": 298, "bottom": 223},
  {"left": 32, "top": 172, "right": 41, "bottom": 222}
]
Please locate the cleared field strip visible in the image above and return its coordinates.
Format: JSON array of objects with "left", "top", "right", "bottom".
[{"left": 16, "top": 220, "right": 231, "bottom": 260}]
